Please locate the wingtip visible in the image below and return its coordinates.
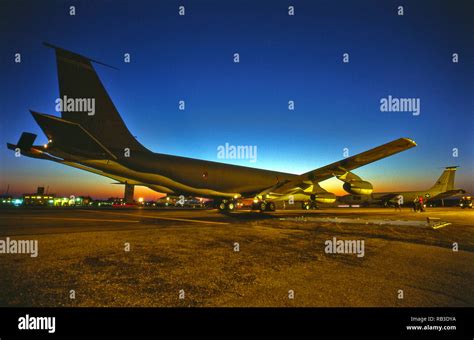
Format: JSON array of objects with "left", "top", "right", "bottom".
[{"left": 401, "top": 137, "right": 417, "bottom": 146}]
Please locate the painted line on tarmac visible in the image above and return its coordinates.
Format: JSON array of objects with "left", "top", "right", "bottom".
[
  {"left": 7, "top": 216, "right": 141, "bottom": 223},
  {"left": 79, "top": 210, "right": 229, "bottom": 225}
]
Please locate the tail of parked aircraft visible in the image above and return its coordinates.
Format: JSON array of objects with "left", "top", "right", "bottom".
[
  {"left": 429, "top": 167, "right": 457, "bottom": 192},
  {"left": 43, "top": 42, "right": 146, "bottom": 154}
]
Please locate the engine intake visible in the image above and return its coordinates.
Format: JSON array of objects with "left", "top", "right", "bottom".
[{"left": 343, "top": 181, "right": 373, "bottom": 195}]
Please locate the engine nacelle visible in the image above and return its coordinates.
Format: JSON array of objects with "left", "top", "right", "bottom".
[
  {"left": 343, "top": 181, "right": 373, "bottom": 195},
  {"left": 310, "top": 192, "right": 337, "bottom": 204}
]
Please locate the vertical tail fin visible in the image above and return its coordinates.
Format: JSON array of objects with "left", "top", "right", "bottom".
[
  {"left": 429, "top": 167, "right": 457, "bottom": 192},
  {"left": 44, "top": 42, "right": 146, "bottom": 154}
]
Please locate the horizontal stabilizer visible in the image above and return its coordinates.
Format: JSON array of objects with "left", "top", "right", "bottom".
[
  {"left": 16, "top": 132, "right": 37, "bottom": 150},
  {"left": 30, "top": 110, "right": 116, "bottom": 160}
]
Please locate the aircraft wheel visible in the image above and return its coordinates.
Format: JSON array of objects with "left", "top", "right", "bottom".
[
  {"left": 259, "top": 202, "right": 267, "bottom": 212},
  {"left": 266, "top": 202, "right": 276, "bottom": 211},
  {"left": 218, "top": 202, "right": 227, "bottom": 211},
  {"left": 227, "top": 202, "right": 235, "bottom": 211}
]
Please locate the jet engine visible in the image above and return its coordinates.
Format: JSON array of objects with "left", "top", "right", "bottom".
[
  {"left": 342, "top": 181, "right": 373, "bottom": 195},
  {"left": 310, "top": 192, "right": 337, "bottom": 204},
  {"left": 306, "top": 182, "right": 337, "bottom": 203},
  {"left": 336, "top": 171, "right": 373, "bottom": 195}
]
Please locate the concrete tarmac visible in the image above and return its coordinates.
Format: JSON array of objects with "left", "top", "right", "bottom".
[{"left": 0, "top": 206, "right": 472, "bottom": 307}]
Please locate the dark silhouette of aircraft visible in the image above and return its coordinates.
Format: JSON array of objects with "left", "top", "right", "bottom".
[{"left": 7, "top": 43, "right": 417, "bottom": 211}]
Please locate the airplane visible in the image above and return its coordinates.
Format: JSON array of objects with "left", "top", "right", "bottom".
[
  {"left": 7, "top": 43, "right": 417, "bottom": 212},
  {"left": 338, "top": 166, "right": 466, "bottom": 207}
]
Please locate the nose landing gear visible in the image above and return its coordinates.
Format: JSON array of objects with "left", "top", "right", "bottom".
[{"left": 302, "top": 201, "right": 318, "bottom": 210}]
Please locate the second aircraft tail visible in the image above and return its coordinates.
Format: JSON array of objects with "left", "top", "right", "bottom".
[{"left": 429, "top": 167, "right": 457, "bottom": 192}]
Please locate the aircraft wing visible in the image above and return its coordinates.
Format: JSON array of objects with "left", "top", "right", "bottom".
[
  {"left": 300, "top": 138, "right": 416, "bottom": 182},
  {"left": 256, "top": 138, "right": 416, "bottom": 197},
  {"left": 429, "top": 189, "right": 466, "bottom": 201}
]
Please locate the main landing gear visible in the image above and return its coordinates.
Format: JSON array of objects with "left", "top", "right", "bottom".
[
  {"left": 217, "top": 200, "right": 236, "bottom": 212},
  {"left": 251, "top": 200, "right": 276, "bottom": 212}
]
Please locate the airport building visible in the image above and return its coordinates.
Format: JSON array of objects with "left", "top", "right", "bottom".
[
  {"left": 0, "top": 195, "right": 14, "bottom": 205},
  {"left": 22, "top": 187, "right": 92, "bottom": 206},
  {"left": 23, "top": 187, "right": 55, "bottom": 206}
]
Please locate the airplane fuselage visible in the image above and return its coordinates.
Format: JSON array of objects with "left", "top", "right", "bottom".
[
  {"left": 53, "top": 146, "right": 298, "bottom": 198},
  {"left": 340, "top": 190, "right": 443, "bottom": 206}
]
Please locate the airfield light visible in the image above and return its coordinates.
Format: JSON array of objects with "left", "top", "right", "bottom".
[
  {"left": 43, "top": 144, "right": 48, "bottom": 149},
  {"left": 12, "top": 199, "right": 23, "bottom": 206}
]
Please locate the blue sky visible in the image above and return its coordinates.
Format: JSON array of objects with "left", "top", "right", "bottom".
[{"left": 0, "top": 0, "right": 472, "bottom": 198}]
